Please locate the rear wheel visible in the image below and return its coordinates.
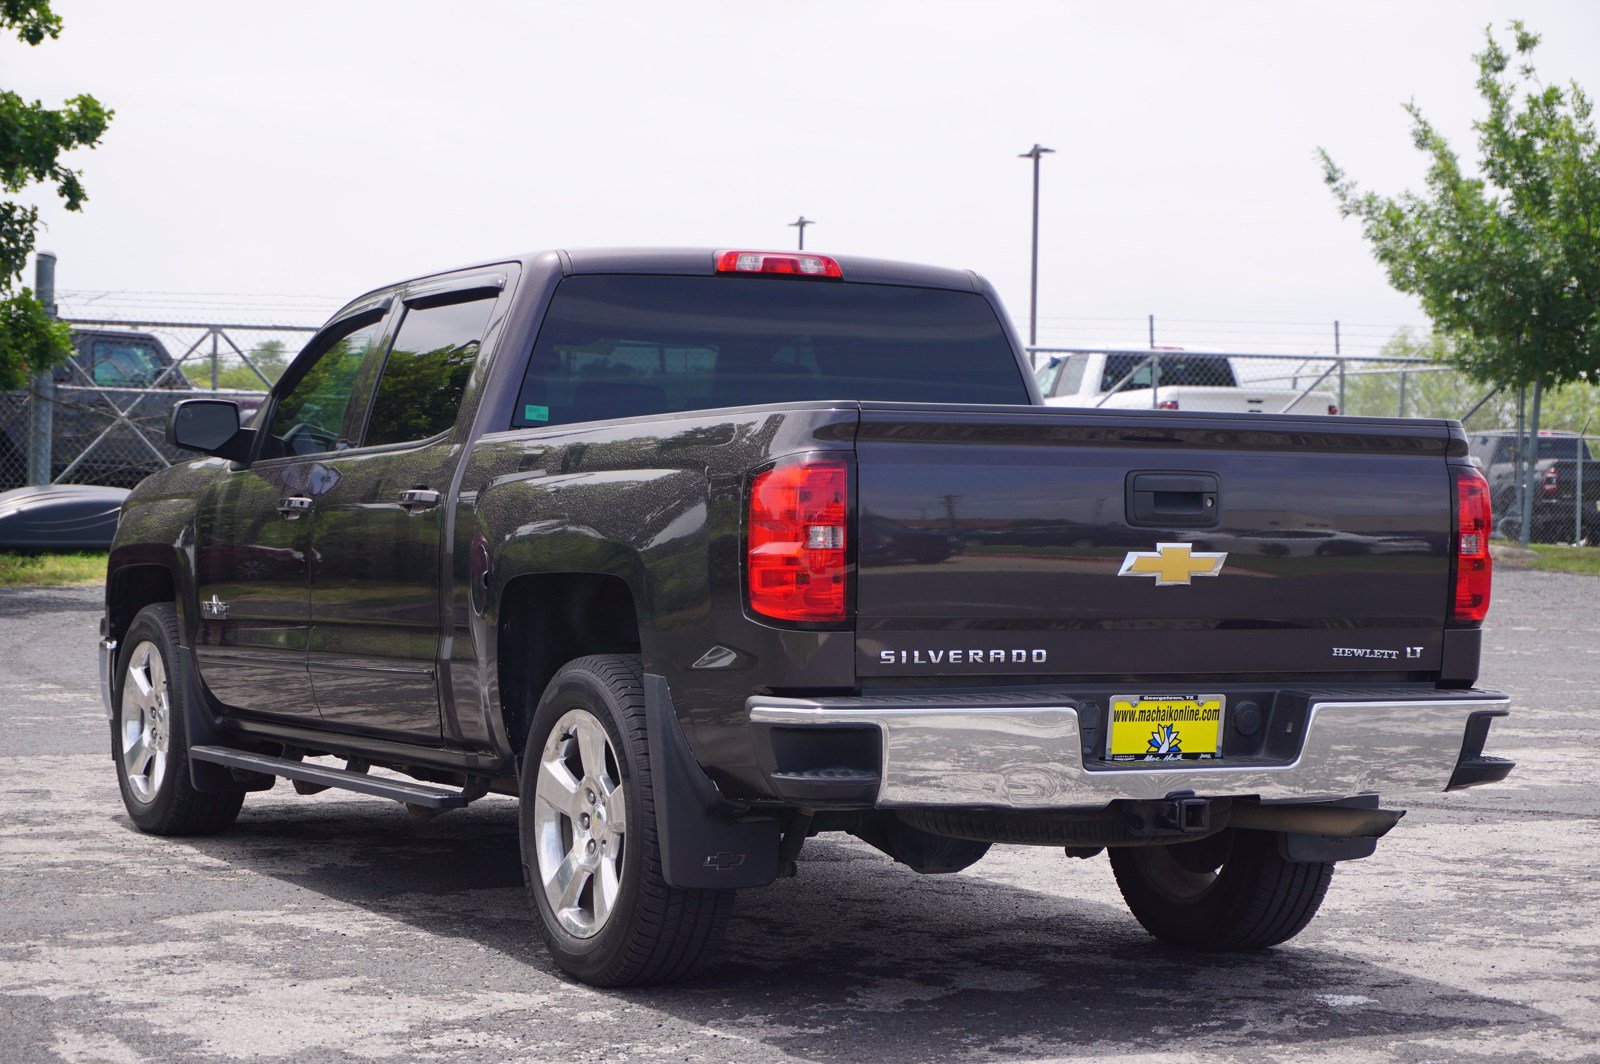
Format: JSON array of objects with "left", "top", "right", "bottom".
[
  {"left": 1109, "top": 829, "right": 1332, "bottom": 951},
  {"left": 113, "top": 604, "right": 244, "bottom": 835},
  {"left": 518, "top": 655, "right": 735, "bottom": 986}
]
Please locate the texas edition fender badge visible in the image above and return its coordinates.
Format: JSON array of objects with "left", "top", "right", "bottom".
[{"left": 1118, "top": 543, "right": 1227, "bottom": 586}]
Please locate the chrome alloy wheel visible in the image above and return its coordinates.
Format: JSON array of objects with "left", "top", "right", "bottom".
[
  {"left": 533, "top": 708, "right": 629, "bottom": 938},
  {"left": 119, "top": 640, "right": 171, "bottom": 804}
]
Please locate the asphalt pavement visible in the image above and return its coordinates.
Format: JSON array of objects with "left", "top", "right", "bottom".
[{"left": 1, "top": 570, "right": 1597, "bottom": 1064}]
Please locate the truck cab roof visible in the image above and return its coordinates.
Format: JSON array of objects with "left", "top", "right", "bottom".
[{"left": 331, "top": 248, "right": 986, "bottom": 323}]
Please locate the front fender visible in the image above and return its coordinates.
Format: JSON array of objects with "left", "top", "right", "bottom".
[{"left": 105, "top": 460, "right": 226, "bottom": 642}]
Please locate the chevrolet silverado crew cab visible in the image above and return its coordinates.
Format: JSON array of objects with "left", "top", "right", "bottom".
[{"left": 100, "top": 248, "right": 1512, "bottom": 987}]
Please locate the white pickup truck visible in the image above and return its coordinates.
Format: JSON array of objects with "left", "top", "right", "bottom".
[{"left": 1036, "top": 350, "right": 1340, "bottom": 416}]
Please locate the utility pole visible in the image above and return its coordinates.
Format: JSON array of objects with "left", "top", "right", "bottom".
[
  {"left": 28, "top": 251, "right": 58, "bottom": 486},
  {"left": 788, "top": 216, "right": 814, "bottom": 251},
  {"left": 1335, "top": 320, "right": 1346, "bottom": 415},
  {"left": 1018, "top": 143, "right": 1054, "bottom": 348}
]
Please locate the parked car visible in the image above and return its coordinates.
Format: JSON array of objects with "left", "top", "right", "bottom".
[
  {"left": 1037, "top": 349, "right": 1340, "bottom": 415},
  {"left": 101, "top": 248, "right": 1510, "bottom": 988},
  {"left": 1468, "top": 429, "right": 1600, "bottom": 543},
  {"left": 0, "top": 328, "right": 264, "bottom": 490},
  {"left": 0, "top": 484, "right": 128, "bottom": 550}
]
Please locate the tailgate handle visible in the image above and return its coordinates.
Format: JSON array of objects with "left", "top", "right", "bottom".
[{"left": 1126, "top": 472, "right": 1220, "bottom": 528}]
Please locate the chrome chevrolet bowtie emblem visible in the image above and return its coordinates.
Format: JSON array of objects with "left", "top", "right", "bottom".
[{"left": 1118, "top": 543, "right": 1227, "bottom": 586}]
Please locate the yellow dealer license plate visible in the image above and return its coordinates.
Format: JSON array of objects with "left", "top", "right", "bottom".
[{"left": 1107, "top": 694, "right": 1225, "bottom": 762}]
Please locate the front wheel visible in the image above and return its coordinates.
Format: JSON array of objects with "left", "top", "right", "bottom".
[
  {"left": 518, "top": 655, "right": 735, "bottom": 986},
  {"left": 1109, "top": 829, "right": 1332, "bottom": 951},
  {"left": 113, "top": 604, "right": 244, "bottom": 835}
]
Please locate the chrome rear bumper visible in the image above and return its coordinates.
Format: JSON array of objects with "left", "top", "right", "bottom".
[{"left": 747, "top": 692, "right": 1510, "bottom": 808}]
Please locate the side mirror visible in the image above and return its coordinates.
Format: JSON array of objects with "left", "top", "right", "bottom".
[{"left": 169, "top": 399, "right": 253, "bottom": 463}]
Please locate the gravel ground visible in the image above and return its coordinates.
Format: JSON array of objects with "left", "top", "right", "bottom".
[{"left": 1, "top": 570, "right": 1597, "bottom": 1064}]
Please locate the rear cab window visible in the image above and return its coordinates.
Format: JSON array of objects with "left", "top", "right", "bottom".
[
  {"left": 1535, "top": 437, "right": 1591, "bottom": 461},
  {"left": 511, "top": 276, "right": 1028, "bottom": 428},
  {"left": 1102, "top": 353, "right": 1237, "bottom": 392}
]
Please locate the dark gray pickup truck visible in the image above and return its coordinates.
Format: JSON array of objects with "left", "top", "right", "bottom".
[
  {"left": 100, "top": 248, "right": 1512, "bottom": 986},
  {"left": 1470, "top": 428, "right": 1600, "bottom": 543}
]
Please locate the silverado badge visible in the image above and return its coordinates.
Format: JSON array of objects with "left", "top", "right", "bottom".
[{"left": 1118, "top": 543, "right": 1227, "bottom": 586}]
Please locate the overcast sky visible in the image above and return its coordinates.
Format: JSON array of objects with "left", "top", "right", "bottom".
[{"left": 12, "top": 1, "right": 1599, "bottom": 354}]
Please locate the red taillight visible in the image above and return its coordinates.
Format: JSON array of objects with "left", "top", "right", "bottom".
[
  {"left": 1453, "top": 466, "right": 1493, "bottom": 623},
  {"left": 747, "top": 459, "right": 849, "bottom": 623},
  {"left": 715, "top": 250, "right": 843, "bottom": 278},
  {"left": 1157, "top": 400, "right": 1180, "bottom": 410},
  {"left": 1328, "top": 404, "right": 1341, "bottom": 416},
  {"left": 1543, "top": 467, "right": 1559, "bottom": 494}
]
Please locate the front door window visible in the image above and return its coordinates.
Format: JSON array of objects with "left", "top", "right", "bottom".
[{"left": 266, "top": 319, "right": 383, "bottom": 458}]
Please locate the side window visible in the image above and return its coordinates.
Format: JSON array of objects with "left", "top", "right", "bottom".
[
  {"left": 267, "top": 316, "right": 383, "bottom": 458},
  {"left": 92, "top": 340, "right": 165, "bottom": 387},
  {"left": 362, "top": 294, "right": 496, "bottom": 447},
  {"left": 1102, "top": 354, "right": 1153, "bottom": 392}
]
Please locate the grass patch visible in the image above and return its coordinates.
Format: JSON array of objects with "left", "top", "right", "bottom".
[
  {"left": 0, "top": 551, "right": 107, "bottom": 588},
  {"left": 1526, "top": 544, "right": 1600, "bottom": 577}
]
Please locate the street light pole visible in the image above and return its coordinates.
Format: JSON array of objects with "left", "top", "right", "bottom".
[
  {"left": 1018, "top": 144, "right": 1054, "bottom": 349},
  {"left": 788, "top": 216, "right": 814, "bottom": 250}
]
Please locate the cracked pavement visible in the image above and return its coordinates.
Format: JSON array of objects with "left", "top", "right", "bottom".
[{"left": 1, "top": 570, "right": 1597, "bottom": 1063}]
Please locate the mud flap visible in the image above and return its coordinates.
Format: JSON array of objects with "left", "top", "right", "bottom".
[
  {"left": 643, "top": 673, "right": 780, "bottom": 889},
  {"left": 1276, "top": 794, "right": 1387, "bottom": 863}
]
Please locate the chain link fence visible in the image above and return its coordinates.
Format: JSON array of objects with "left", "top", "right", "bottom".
[
  {"left": 5, "top": 312, "right": 1595, "bottom": 548},
  {"left": 0, "top": 320, "right": 317, "bottom": 491},
  {"left": 1028, "top": 347, "right": 1489, "bottom": 418},
  {"left": 1030, "top": 348, "right": 1600, "bottom": 547},
  {"left": 1472, "top": 431, "right": 1600, "bottom": 547}
]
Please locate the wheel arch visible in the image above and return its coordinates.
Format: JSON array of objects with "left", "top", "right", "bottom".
[
  {"left": 105, "top": 555, "right": 182, "bottom": 647},
  {"left": 495, "top": 569, "right": 643, "bottom": 759}
]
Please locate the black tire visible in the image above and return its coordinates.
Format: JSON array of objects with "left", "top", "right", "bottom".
[
  {"left": 113, "top": 604, "right": 244, "bottom": 835},
  {"left": 1109, "top": 829, "right": 1332, "bottom": 951},
  {"left": 518, "top": 654, "right": 735, "bottom": 987}
]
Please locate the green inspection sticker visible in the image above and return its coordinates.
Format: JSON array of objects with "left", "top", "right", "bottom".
[{"left": 523, "top": 404, "right": 550, "bottom": 423}]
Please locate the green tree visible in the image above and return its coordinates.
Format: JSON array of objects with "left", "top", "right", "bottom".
[
  {"left": 1319, "top": 22, "right": 1600, "bottom": 543},
  {"left": 1338, "top": 330, "right": 1499, "bottom": 423},
  {"left": 0, "top": 1, "right": 112, "bottom": 385},
  {"left": 213, "top": 339, "right": 290, "bottom": 391}
]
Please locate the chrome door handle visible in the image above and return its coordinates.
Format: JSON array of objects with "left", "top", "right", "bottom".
[
  {"left": 277, "top": 496, "right": 313, "bottom": 519},
  {"left": 398, "top": 488, "right": 441, "bottom": 512}
]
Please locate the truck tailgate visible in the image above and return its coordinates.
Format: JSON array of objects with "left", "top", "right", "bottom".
[{"left": 853, "top": 404, "right": 1456, "bottom": 679}]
